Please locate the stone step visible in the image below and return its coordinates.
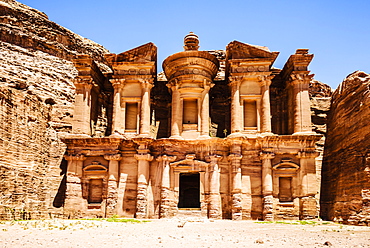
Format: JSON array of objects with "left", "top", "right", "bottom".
[{"left": 176, "top": 208, "right": 202, "bottom": 218}]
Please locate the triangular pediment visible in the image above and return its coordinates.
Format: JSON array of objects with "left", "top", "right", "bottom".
[
  {"left": 105, "top": 42, "right": 157, "bottom": 63},
  {"left": 226, "top": 41, "right": 279, "bottom": 61}
]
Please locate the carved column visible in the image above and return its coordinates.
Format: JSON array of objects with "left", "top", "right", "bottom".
[
  {"left": 134, "top": 152, "right": 153, "bottom": 219},
  {"left": 260, "top": 152, "right": 275, "bottom": 221},
  {"left": 229, "top": 77, "right": 242, "bottom": 134},
  {"left": 290, "top": 74, "right": 313, "bottom": 134},
  {"left": 169, "top": 84, "right": 182, "bottom": 138},
  {"left": 200, "top": 83, "right": 213, "bottom": 137},
  {"left": 229, "top": 153, "right": 243, "bottom": 220},
  {"left": 140, "top": 79, "right": 153, "bottom": 136},
  {"left": 259, "top": 76, "right": 272, "bottom": 134},
  {"left": 157, "top": 155, "right": 176, "bottom": 218},
  {"left": 64, "top": 154, "right": 86, "bottom": 215},
  {"left": 73, "top": 79, "right": 93, "bottom": 135},
  {"left": 104, "top": 154, "right": 122, "bottom": 216},
  {"left": 207, "top": 155, "right": 222, "bottom": 219},
  {"left": 111, "top": 79, "right": 125, "bottom": 134}
]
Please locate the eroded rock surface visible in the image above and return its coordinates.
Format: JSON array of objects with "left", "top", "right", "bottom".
[
  {"left": 320, "top": 71, "right": 370, "bottom": 225},
  {"left": 0, "top": 0, "right": 110, "bottom": 219}
]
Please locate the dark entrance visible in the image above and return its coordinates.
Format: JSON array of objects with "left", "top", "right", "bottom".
[{"left": 178, "top": 173, "right": 200, "bottom": 208}]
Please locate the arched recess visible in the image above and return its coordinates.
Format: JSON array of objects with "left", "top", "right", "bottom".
[
  {"left": 82, "top": 162, "right": 108, "bottom": 205},
  {"left": 272, "top": 160, "right": 300, "bottom": 203}
]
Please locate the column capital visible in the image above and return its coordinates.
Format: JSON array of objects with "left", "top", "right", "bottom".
[
  {"left": 135, "top": 153, "right": 153, "bottom": 161},
  {"left": 260, "top": 152, "right": 275, "bottom": 160},
  {"left": 297, "top": 151, "right": 319, "bottom": 159},
  {"left": 289, "top": 73, "right": 314, "bottom": 84},
  {"left": 74, "top": 78, "right": 94, "bottom": 89},
  {"left": 228, "top": 153, "right": 243, "bottom": 161},
  {"left": 104, "top": 154, "right": 122, "bottom": 161},
  {"left": 140, "top": 78, "right": 154, "bottom": 89},
  {"left": 228, "top": 76, "right": 243, "bottom": 86},
  {"left": 156, "top": 155, "right": 177, "bottom": 162},
  {"left": 110, "top": 78, "right": 126, "bottom": 89},
  {"left": 257, "top": 75, "right": 274, "bottom": 87},
  {"left": 206, "top": 154, "right": 222, "bottom": 163}
]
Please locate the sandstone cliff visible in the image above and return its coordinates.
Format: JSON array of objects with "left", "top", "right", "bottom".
[
  {"left": 320, "top": 71, "right": 370, "bottom": 225},
  {"left": 309, "top": 79, "right": 332, "bottom": 202},
  {"left": 0, "top": 0, "right": 110, "bottom": 219}
]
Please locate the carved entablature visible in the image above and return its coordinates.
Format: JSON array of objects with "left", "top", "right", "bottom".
[
  {"left": 83, "top": 161, "right": 108, "bottom": 179},
  {"left": 170, "top": 154, "right": 209, "bottom": 172}
]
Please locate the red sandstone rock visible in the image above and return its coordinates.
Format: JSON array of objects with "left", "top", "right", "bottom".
[{"left": 321, "top": 71, "right": 370, "bottom": 225}]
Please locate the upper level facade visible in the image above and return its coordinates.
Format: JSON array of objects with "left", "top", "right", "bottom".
[{"left": 70, "top": 33, "right": 315, "bottom": 140}]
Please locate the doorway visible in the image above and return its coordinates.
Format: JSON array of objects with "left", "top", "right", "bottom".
[{"left": 178, "top": 173, "right": 200, "bottom": 208}]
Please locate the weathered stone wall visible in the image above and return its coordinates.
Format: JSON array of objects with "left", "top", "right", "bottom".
[
  {"left": 309, "top": 80, "right": 332, "bottom": 204},
  {"left": 0, "top": 86, "right": 66, "bottom": 219},
  {"left": 320, "top": 71, "right": 370, "bottom": 225},
  {"left": 0, "top": 0, "right": 110, "bottom": 220}
]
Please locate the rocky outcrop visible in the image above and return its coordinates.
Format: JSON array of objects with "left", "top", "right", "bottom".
[
  {"left": 0, "top": 0, "right": 110, "bottom": 219},
  {"left": 0, "top": 0, "right": 110, "bottom": 72},
  {"left": 309, "top": 80, "right": 332, "bottom": 203},
  {"left": 320, "top": 71, "right": 370, "bottom": 225}
]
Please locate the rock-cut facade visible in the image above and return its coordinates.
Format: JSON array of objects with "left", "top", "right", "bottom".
[{"left": 63, "top": 33, "right": 322, "bottom": 220}]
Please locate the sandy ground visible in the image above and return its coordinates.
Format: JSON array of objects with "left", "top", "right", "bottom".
[{"left": 0, "top": 218, "right": 369, "bottom": 248}]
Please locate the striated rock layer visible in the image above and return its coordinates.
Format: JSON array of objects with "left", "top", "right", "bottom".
[
  {"left": 320, "top": 71, "right": 370, "bottom": 225},
  {"left": 0, "top": 0, "right": 110, "bottom": 219}
]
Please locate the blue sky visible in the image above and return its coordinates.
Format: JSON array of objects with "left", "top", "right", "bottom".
[{"left": 20, "top": 0, "right": 370, "bottom": 88}]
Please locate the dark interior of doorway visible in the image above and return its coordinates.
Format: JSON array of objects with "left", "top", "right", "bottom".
[{"left": 178, "top": 172, "right": 200, "bottom": 208}]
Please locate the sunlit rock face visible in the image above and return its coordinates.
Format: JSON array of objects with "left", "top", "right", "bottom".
[
  {"left": 321, "top": 71, "right": 370, "bottom": 225},
  {"left": 0, "top": 0, "right": 110, "bottom": 219}
]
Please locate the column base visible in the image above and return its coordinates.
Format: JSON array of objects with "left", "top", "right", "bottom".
[
  {"left": 292, "top": 131, "right": 317, "bottom": 136},
  {"left": 169, "top": 135, "right": 184, "bottom": 140},
  {"left": 198, "top": 135, "right": 211, "bottom": 140},
  {"left": 263, "top": 195, "right": 274, "bottom": 221}
]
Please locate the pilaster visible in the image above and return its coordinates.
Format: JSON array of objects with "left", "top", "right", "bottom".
[
  {"left": 207, "top": 154, "right": 222, "bottom": 219},
  {"left": 104, "top": 154, "right": 122, "bottom": 216},
  {"left": 168, "top": 83, "right": 183, "bottom": 139},
  {"left": 290, "top": 74, "right": 314, "bottom": 134},
  {"left": 228, "top": 153, "right": 243, "bottom": 220},
  {"left": 157, "top": 155, "right": 177, "bottom": 218},
  {"left": 139, "top": 78, "right": 154, "bottom": 136},
  {"left": 110, "top": 79, "right": 125, "bottom": 135},
  {"left": 258, "top": 75, "right": 273, "bottom": 134},
  {"left": 72, "top": 79, "right": 93, "bottom": 136},
  {"left": 260, "top": 151, "right": 275, "bottom": 221},
  {"left": 134, "top": 145, "right": 153, "bottom": 219},
  {"left": 229, "top": 77, "right": 243, "bottom": 134},
  {"left": 63, "top": 154, "right": 86, "bottom": 213}
]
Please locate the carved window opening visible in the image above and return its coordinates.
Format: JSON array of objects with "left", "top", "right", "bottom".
[
  {"left": 88, "top": 179, "right": 103, "bottom": 204},
  {"left": 125, "top": 102, "right": 138, "bottom": 131},
  {"left": 279, "top": 177, "right": 293, "bottom": 202},
  {"left": 178, "top": 172, "right": 200, "bottom": 208},
  {"left": 183, "top": 99, "right": 198, "bottom": 124},
  {"left": 244, "top": 100, "right": 257, "bottom": 128}
]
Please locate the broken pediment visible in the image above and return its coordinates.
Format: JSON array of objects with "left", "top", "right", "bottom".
[
  {"left": 226, "top": 41, "right": 279, "bottom": 61},
  {"left": 105, "top": 42, "right": 157, "bottom": 63}
]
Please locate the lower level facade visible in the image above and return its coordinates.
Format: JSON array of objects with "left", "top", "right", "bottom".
[{"left": 62, "top": 135, "right": 320, "bottom": 220}]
